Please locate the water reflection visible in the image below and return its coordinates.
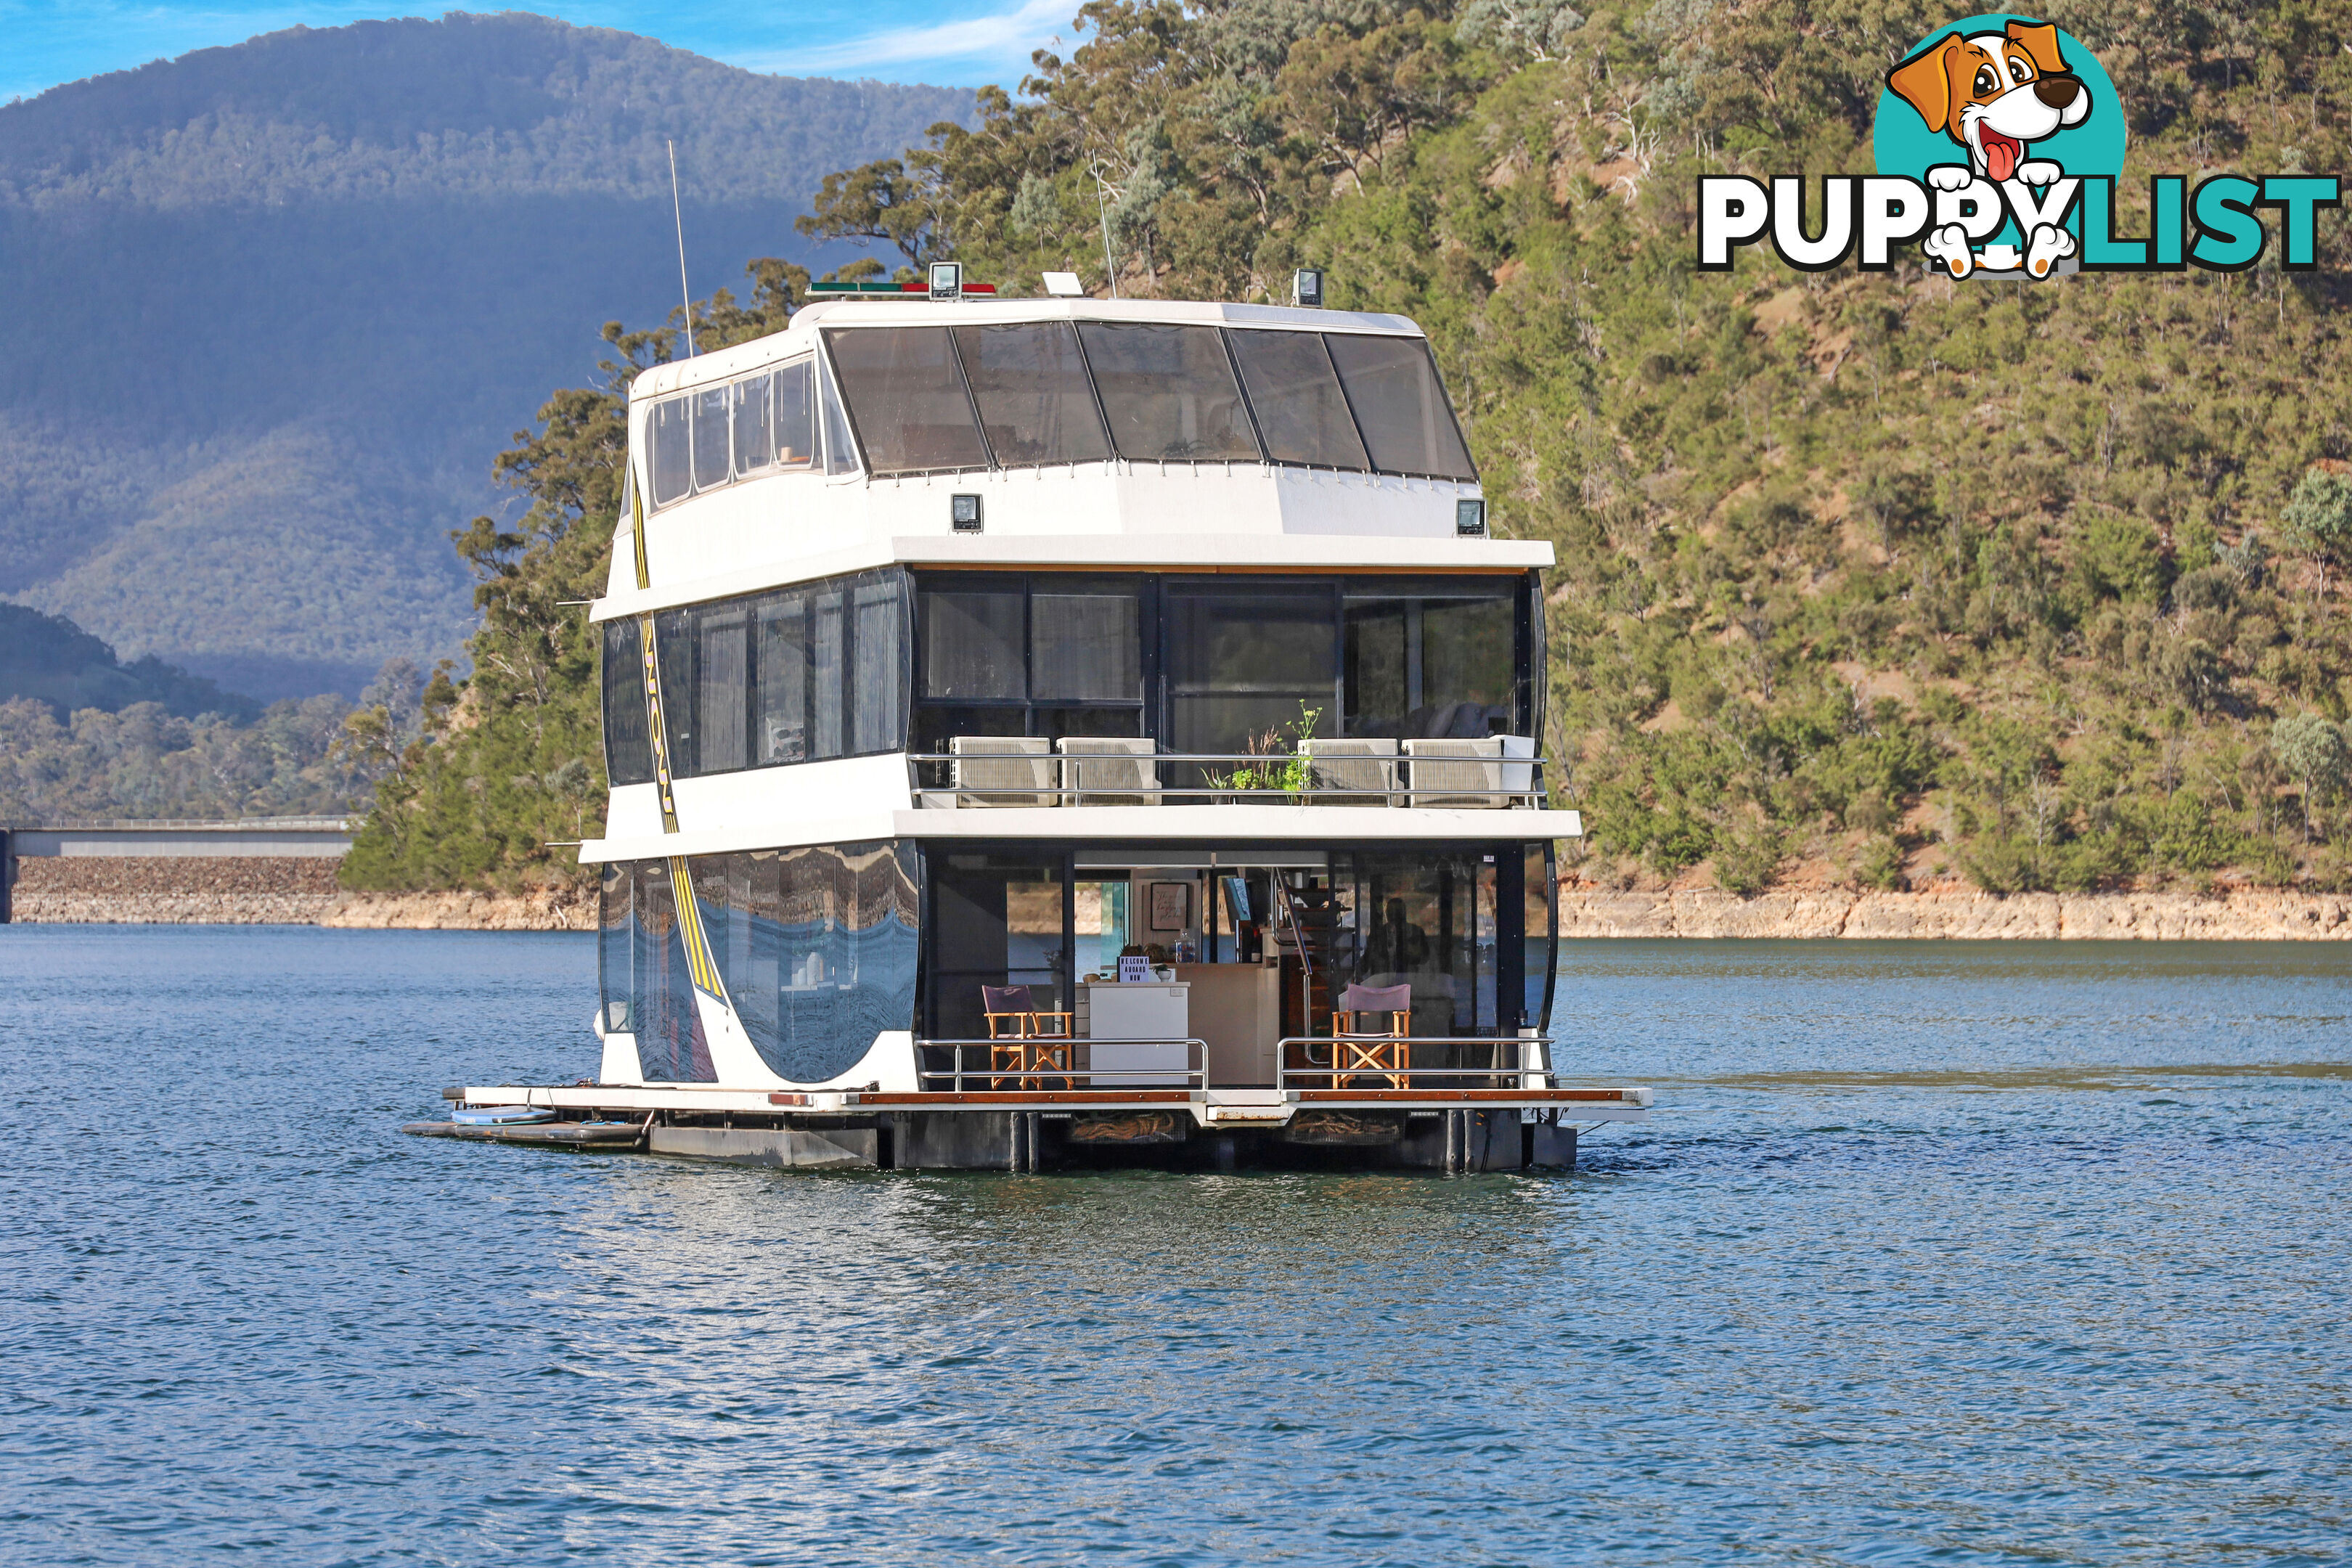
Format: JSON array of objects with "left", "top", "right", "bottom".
[{"left": 1, "top": 927, "right": 2346, "bottom": 1565}]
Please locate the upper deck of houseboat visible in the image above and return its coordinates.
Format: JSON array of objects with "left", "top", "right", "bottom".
[{"left": 582, "top": 288, "right": 1578, "bottom": 865}]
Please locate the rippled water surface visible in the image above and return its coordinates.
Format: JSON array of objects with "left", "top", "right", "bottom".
[{"left": 3, "top": 926, "right": 2348, "bottom": 1566}]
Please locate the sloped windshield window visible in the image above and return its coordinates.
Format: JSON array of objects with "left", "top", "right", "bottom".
[
  {"left": 1228, "top": 331, "right": 1368, "bottom": 469},
  {"left": 649, "top": 396, "right": 692, "bottom": 506},
  {"left": 691, "top": 385, "right": 732, "bottom": 490},
  {"left": 825, "top": 327, "right": 987, "bottom": 475},
  {"left": 819, "top": 354, "right": 858, "bottom": 474},
  {"left": 1324, "top": 335, "right": 1477, "bottom": 480},
  {"left": 952, "top": 322, "right": 1111, "bottom": 467},
  {"left": 1076, "top": 322, "right": 1259, "bottom": 462}
]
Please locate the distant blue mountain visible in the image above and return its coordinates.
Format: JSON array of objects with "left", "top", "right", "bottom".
[
  {"left": 0, "top": 603, "right": 257, "bottom": 720},
  {"left": 0, "top": 13, "right": 968, "bottom": 701}
]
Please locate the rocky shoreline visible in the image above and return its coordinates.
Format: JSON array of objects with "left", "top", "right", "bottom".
[
  {"left": 7, "top": 858, "right": 592, "bottom": 930},
  {"left": 1556, "top": 887, "right": 2352, "bottom": 940},
  {"left": 10, "top": 858, "right": 2348, "bottom": 939}
]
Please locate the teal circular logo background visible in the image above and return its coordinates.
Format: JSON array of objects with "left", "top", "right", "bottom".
[{"left": 1872, "top": 15, "right": 2127, "bottom": 183}]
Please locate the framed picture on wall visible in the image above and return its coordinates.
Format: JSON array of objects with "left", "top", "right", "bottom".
[{"left": 1148, "top": 881, "right": 1190, "bottom": 932}]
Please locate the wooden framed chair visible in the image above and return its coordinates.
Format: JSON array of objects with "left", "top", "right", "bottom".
[
  {"left": 1331, "top": 981, "right": 1411, "bottom": 1088},
  {"left": 982, "top": 984, "right": 1074, "bottom": 1088}
]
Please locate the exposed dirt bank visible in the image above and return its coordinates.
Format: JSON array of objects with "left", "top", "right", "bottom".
[
  {"left": 9, "top": 856, "right": 343, "bottom": 925},
  {"left": 7, "top": 859, "right": 591, "bottom": 929},
  {"left": 13, "top": 859, "right": 2348, "bottom": 938},
  {"left": 1557, "top": 889, "right": 2352, "bottom": 939},
  {"left": 318, "top": 889, "right": 594, "bottom": 931}
]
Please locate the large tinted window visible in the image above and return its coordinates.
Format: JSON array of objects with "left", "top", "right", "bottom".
[
  {"left": 614, "top": 860, "right": 717, "bottom": 1082},
  {"left": 649, "top": 396, "right": 693, "bottom": 505},
  {"left": 1165, "top": 581, "right": 1336, "bottom": 758},
  {"left": 922, "top": 587, "right": 1025, "bottom": 701},
  {"left": 953, "top": 322, "right": 1111, "bottom": 466},
  {"left": 693, "top": 842, "right": 918, "bottom": 1083},
  {"left": 852, "top": 576, "right": 908, "bottom": 754},
  {"left": 597, "top": 862, "right": 634, "bottom": 1032},
  {"left": 1326, "top": 850, "right": 1498, "bottom": 1037},
  {"left": 653, "top": 568, "right": 909, "bottom": 779},
  {"left": 1342, "top": 579, "right": 1516, "bottom": 738},
  {"left": 825, "top": 327, "right": 987, "bottom": 475},
  {"left": 1033, "top": 580, "right": 1139, "bottom": 702},
  {"left": 601, "top": 617, "right": 655, "bottom": 786},
  {"left": 1323, "top": 335, "right": 1477, "bottom": 479},
  {"left": 926, "top": 852, "right": 1066, "bottom": 1041},
  {"left": 696, "top": 603, "right": 751, "bottom": 773},
  {"left": 1228, "top": 331, "right": 1369, "bottom": 469},
  {"left": 754, "top": 595, "right": 807, "bottom": 764},
  {"left": 1077, "top": 322, "right": 1259, "bottom": 462}
]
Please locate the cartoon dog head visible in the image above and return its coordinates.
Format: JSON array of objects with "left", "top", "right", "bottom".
[{"left": 1887, "top": 18, "right": 2090, "bottom": 182}]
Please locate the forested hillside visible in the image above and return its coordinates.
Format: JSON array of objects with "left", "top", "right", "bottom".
[
  {"left": 0, "top": 605, "right": 418, "bottom": 821},
  {"left": 0, "top": 14, "right": 968, "bottom": 701},
  {"left": 346, "top": 0, "right": 2352, "bottom": 897}
]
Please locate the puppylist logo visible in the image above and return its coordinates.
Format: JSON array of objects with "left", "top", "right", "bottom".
[{"left": 1697, "top": 15, "right": 2339, "bottom": 278}]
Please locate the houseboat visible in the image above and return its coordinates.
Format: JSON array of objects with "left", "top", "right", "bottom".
[{"left": 427, "top": 269, "right": 1651, "bottom": 1171}]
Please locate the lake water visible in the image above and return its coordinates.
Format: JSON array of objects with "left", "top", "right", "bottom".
[{"left": 3, "top": 926, "right": 2347, "bottom": 1566}]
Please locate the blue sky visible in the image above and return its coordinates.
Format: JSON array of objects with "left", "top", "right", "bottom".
[{"left": 0, "top": 0, "right": 1077, "bottom": 103}]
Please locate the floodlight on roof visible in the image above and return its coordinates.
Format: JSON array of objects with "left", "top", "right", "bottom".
[{"left": 1042, "top": 271, "right": 1086, "bottom": 297}]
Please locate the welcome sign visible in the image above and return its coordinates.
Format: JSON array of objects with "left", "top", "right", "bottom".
[{"left": 1697, "top": 15, "right": 2338, "bottom": 277}]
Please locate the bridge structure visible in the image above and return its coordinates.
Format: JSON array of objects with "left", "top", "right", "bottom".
[{"left": 0, "top": 817, "right": 354, "bottom": 923}]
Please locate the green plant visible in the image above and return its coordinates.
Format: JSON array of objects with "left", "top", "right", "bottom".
[{"left": 1219, "top": 702, "right": 1323, "bottom": 800}]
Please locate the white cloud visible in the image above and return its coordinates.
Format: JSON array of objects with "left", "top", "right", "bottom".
[{"left": 743, "top": 0, "right": 1069, "bottom": 78}]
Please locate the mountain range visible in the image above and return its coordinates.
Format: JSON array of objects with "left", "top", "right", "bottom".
[{"left": 0, "top": 13, "right": 969, "bottom": 701}]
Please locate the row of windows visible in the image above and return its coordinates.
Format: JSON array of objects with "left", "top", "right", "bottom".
[
  {"left": 637, "top": 322, "right": 1481, "bottom": 502},
  {"left": 645, "top": 355, "right": 859, "bottom": 508},
  {"left": 603, "top": 567, "right": 910, "bottom": 785},
  {"left": 604, "top": 571, "right": 1535, "bottom": 790},
  {"left": 912, "top": 573, "right": 1527, "bottom": 759}
]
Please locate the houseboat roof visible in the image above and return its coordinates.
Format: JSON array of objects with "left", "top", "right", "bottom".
[{"left": 628, "top": 298, "right": 1429, "bottom": 401}]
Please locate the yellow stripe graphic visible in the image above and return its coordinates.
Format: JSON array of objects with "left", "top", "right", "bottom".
[{"left": 669, "top": 855, "right": 726, "bottom": 1000}]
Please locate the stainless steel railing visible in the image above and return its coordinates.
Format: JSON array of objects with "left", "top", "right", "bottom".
[
  {"left": 904, "top": 748, "right": 1548, "bottom": 808},
  {"left": 915, "top": 1038, "right": 1209, "bottom": 1093},
  {"left": 1275, "top": 1035, "right": 1553, "bottom": 1093}
]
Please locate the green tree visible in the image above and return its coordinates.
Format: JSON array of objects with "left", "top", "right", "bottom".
[
  {"left": 2270, "top": 714, "right": 2351, "bottom": 846},
  {"left": 2281, "top": 467, "right": 2352, "bottom": 593}
]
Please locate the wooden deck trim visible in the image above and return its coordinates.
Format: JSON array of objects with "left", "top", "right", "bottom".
[
  {"left": 1291, "top": 1089, "right": 1636, "bottom": 1103},
  {"left": 777, "top": 1090, "right": 1198, "bottom": 1107}
]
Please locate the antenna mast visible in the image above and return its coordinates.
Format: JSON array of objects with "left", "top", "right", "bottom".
[
  {"left": 1093, "top": 166, "right": 1118, "bottom": 301},
  {"left": 668, "top": 139, "right": 695, "bottom": 356}
]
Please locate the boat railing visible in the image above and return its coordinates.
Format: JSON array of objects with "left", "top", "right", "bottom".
[
  {"left": 906, "top": 746, "right": 1548, "bottom": 809},
  {"left": 915, "top": 1038, "right": 1209, "bottom": 1094},
  {"left": 1275, "top": 1035, "right": 1553, "bottom": 1093}
]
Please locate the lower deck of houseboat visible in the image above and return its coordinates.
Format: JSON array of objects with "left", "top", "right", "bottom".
[{"left": 423, "top": 835, "right": 1650, "bottom": 1171}]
